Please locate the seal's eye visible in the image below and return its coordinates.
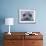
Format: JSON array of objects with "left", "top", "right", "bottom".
[
  {"left": 23, "top": 14, "right": 26, "bottom": 17},
  {"left": 29, "top": 14, "right": 32, "bottom": 17}
]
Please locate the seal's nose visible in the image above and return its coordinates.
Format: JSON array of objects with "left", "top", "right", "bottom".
[{"left": 26, "top": 18, "right": 29, "bottom": 20}]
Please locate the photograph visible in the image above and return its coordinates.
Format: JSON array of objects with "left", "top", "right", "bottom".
[{"left": 19, "top": 9, "right": 36, "bottom": 23}]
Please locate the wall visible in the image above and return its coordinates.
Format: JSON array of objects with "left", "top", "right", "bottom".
[{"left": 0, "top": 0, "right": 46, "bottom": 33}]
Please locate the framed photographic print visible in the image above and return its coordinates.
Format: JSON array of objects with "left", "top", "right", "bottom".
[{"left": 19, "top": 9, "right": 36, "bottom": 23}]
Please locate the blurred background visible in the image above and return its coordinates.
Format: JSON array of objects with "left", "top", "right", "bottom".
[{"left": 0, "top": 0, "right": 46, "bottom": 46}]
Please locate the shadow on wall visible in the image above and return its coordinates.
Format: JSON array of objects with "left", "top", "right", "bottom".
[
  {"left": 0, "top": 16, "right": 5, "bottom": 46},
  {"left": 0, "top": 33, "right": 4, "bottom": 46},
  {"left": 0, "top": 16, "right": 5, "bottom": 32}
]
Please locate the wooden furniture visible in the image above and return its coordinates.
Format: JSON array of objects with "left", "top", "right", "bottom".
[{"left": 4, "top": 32, "right": 43, "bottom": 46}]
